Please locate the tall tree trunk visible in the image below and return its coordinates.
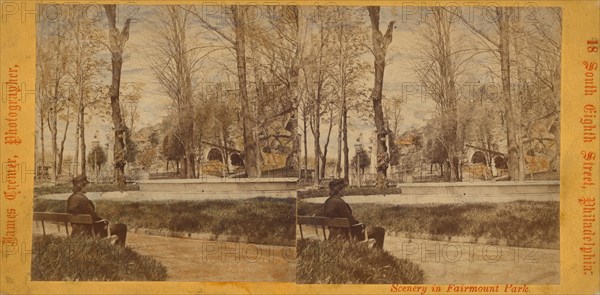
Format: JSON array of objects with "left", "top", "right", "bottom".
[
  {"left": 342, "top": 105, "right": 349, "bottom": 183},
  {"left": 335, "top": 104, "right": 343, "bottom": 178},
  {"left": 289, "top": 7, "right": 301, "bottom": 176},
  {"left": 40, "top": 110, "right": 45, "bottom": 172},
  {"left": 498, "top": 7, "right": 524, "bottom": 181},
  {"left": 78, "top": 101, "right": 87, "bottom": 177},
  {"left": 335, "top": 18, "right": 345, "bottom": 180},
  {"left": 185, "top": 149, "right": 196, "bottom": 178},
  {"left": 73, "top": 114, "right": 80, "bottom": 176},
  {"left": 57, "top": 109, "right": 70, "bottom": 175},
  {"left": 104, "top": 5, "right": 132, "bottom": 185},
  {"left": 303, "top": 110, "right": 308, "bottom": 180},
  {"left": 250, "top": 38, "right": 263, "bottom": 177},
  {"left": 233, "top": 6, "right": 259, "bottom": 178},
  {"left": 551, "top": 111, "right": 560, "bottom": 172},
  {"left": 435, "top": 8, "right": 460, "bottom": 182},
  {"left": 338, "top": 13, "right": 351, "bottom": 184},
  {"left": 312, "top": 103, "right": 321, "bottom": 185},
  {"left": 222, "top": 130, "right": 231, "bottom": 175},
  {"left": 320, "top": 108, "right": 335, "bottom": 179},
  {"left": 312, "top": 17, "right": 328, "bottom": 185},
  {"left": 367, "top": 6, "right": 395, "bottom": 188},
  {"left": 180, "top": 149, "right": 187, "bottom": 178},
  {"left": 48, "top": 112, "right": 58, "bottom": 182},
  {"left": 289, "top": 110, "right": 299, "bottom": 177},
  {"left": 48, "top": 78, "right": 60, "bottom": 182},
  {"left": 513, "top": 25, "right": 527, "bottom": 180}
]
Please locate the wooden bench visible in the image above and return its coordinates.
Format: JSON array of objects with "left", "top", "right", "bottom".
[
  {"left": 33, "top": 212, "right": 95, "bottom": 236},
  {"left": 297, "top": 216, "right": 365, "bottom": 241}
]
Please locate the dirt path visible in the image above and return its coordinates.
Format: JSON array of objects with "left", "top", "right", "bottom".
[
  {"left": 126, "top": 233, "right": 296, "bottom": 282},
  {"left": 383, "top": 236, "right": 559, "bottom": 284}
]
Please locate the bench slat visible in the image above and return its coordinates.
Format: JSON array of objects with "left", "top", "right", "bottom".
[
  {"left": 33, "top": 212, "right": 94, "bottom": 224},
  {"left": 297, "top": 216, "right": 351, "bottom": 228}
]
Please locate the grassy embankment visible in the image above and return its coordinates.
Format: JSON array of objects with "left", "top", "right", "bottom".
[
  {"left": 297, "top": 239, "right": 425, "bottom": 284},
  {"left": 32, "top": 235, "right": 167, "bottom": 281},
  {"left": 35, "top": 197, "right": 296, "bottom": 246},
  {"left": 298, "top": 200, "right": 559, "bottom": 249}
]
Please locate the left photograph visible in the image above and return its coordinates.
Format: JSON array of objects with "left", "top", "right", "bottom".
[{"left": 32, "top": 4, "right": 298, "bottom": 281}]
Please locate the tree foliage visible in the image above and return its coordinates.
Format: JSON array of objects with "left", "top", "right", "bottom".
[{"left": 161, "top": 133, "right": 185, "bottom": 163}]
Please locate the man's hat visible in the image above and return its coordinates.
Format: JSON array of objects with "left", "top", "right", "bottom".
[
  {"left": 72, "top": 174, "right": 90, "bottom": 187},
  {"left": 329, "top": 179, "right": 346, "bottom": 190}
]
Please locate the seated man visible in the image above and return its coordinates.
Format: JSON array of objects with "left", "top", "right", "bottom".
[
  {"left": 323, "top": 179, "right": 385, "bottom": 249},
  {"left": 66, "top": 175, "right": 128, "bottom": 246}
]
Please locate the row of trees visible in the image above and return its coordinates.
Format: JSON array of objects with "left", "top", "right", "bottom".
[
  {"left": 37, "top": 4, "right": 136, "bottom": 184},
  {"left": 297, "top": 6, "right": 396, "bottom": 187},
  {"left": 150, "top": 6, "right": 303, "bottom": 178},
  {"left": 37, "top": 5, "right": 560, "bottom": 185},
  {"left": 148, "top": 5, "right": 396, "bottom": 184},
  {"left": 413, "top": 7, "right": 561, "bottom": 181}
]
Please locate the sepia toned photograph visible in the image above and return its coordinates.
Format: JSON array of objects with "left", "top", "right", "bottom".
[
  {"left": 4, "top": 0, "right": 600, "bottom": 294},
  {"left": 295, "top": 5, "right": 560, "bottom": 284},
  {"left": 31, "top": 4, "right": 298, "bottom": 281},
  {"left": 27, "top": 1, "right": 562, "bottom": 286}
]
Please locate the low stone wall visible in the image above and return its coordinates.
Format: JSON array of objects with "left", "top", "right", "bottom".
[
  {"left": 398, "top": 181, "right": 559, "bottom": 196},
  {"left": 138, "top": 178, "right": 298, "bottom": 199}
]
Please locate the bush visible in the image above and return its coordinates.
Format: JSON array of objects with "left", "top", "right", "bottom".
[
  {"left": 297, "top": 239, "right": 424, "bottom": 284},
  {"left": 34, "top": 197, "right": 296, "bottom": 246},
  {"left": 31, "top": 235, "right": 167, "bottom": 281}
]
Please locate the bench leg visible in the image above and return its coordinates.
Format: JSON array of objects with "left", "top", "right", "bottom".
[
  {"left": 322, "top": 225, "right": 327, "bottom": 240},
  {"left": 65, "top": 222, "right": 69, "bottom": 236},
  {"left": 41, "top": 221, "right": 46, "bottom": 236},
  {"left": 298, "top": 224, "right": 304, "bottom": 240}
]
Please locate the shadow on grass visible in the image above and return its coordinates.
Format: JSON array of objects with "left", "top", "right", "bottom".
[{"left": 297, "top": 239, "right": 424, "bottom": 284}]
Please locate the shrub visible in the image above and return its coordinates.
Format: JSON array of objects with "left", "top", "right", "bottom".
[
  {"left": 31, "top": 235, "right": 167, "bottom": 281},
  {"left": 297, "top": 239, "right": 424, "bottom": 284}
]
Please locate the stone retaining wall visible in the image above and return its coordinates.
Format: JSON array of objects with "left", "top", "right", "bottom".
[{"left": 399, "top": 181, "right": 559, "bottom": 196}]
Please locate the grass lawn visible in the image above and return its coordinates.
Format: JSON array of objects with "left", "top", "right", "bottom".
[
  {"left": 34, "top": 197, "right": 296, "bottom": 246},
  {"left": 297, "top": 239, "right": 424, "bottom": 284},
  {"left": 31, "top": 235, "right": 167, "bottom": 281},
  {"left": 298, "top": 200, "right": 559, "bottom": 249}
]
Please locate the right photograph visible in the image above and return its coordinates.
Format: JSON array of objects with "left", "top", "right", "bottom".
[{"left": 296, "top": 5, "right": 560, "bottom": 285}]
